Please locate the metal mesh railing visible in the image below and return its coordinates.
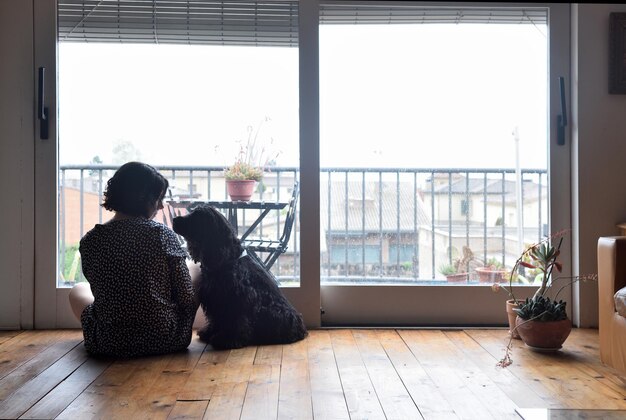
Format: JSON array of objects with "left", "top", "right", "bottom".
[{"left": 58, "top": 164, "right": 547, "bottom": 286}]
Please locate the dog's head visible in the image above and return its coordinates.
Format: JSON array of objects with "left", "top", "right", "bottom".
[{"left": 172, "top": 205, "right": 243, "bottom": 268}]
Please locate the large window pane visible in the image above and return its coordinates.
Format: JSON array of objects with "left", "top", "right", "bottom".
[
  {"left": 320, "top": 22, "right": 548, "bottom": 285},
  {"left": 58, "top": 42, "right": 300, "bottom": 286}
]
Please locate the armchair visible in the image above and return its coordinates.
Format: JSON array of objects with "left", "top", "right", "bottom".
[{"left": 598, "top": 236, "right": 626, "bottom": 375}]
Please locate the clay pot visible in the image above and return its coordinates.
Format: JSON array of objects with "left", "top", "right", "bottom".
[
  {"left": 226, "top": 180, "right": 256, "bottom": 201},
  {"left": 506, "top": 300, "right": 521, "bottom": 339},
  {"left": 515, "top": 316, "right": 572, "bottom": 350},
  {"left": 445, "top": 273, "right": 468, "bottom": 283},
  {"left": 475, "top": 267, "right": 507, "bottom": 283}
]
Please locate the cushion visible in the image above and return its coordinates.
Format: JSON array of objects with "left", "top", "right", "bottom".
[{"left": 615, "top": 286, "right": 626, "bottom": 317}]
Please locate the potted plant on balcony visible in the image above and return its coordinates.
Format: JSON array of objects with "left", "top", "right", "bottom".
[
  {"left": 475, "top": 257, "right": 508, "bottom": 283},
  {"left": 439, "top": 262, "right": 468, "bottom": 283},
  {"left": 439, "top": 246, "right": 476, "bottom": 283},
  {"left": 224, "top": 119, "right": 279, "bottom": 201},
  {"left": 224, "top": 161, "right": 263, "bottom": 201}
]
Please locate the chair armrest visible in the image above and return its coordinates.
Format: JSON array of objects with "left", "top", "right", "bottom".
[
  {"left": 598, "top": 236, "right": 626, "bottom": 369},
  {"left": 598, "top": 237, "right": 626, "bottom": 330}
]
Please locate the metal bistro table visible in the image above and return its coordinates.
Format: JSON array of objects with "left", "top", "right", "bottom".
[
  {"left": 168, "top": 184, "right": 299, "bottom": 271},
  {"left": 168, "top": 199, "right": 288, "bottom": 241}
]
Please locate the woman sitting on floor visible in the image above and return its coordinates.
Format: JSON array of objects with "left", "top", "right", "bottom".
[{"left": 68, "top": 161, "right": 196, "bottom": 358}]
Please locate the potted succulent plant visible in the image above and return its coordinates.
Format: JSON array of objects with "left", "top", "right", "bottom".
[
  {"left": 511, "top": 237, "right": 573, "bottom": 350},
  {"left": 514, "top": 295, "right": 571, "bottom": 350},
  {"left": 495, "top": 231, "right": 597, "bottom": 366}
]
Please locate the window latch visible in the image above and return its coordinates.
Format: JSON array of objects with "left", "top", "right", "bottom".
[
  {"left": 557, "top": 76, "right": 567, "bottom": 146},
  {"left": 38, "top": 67, "right": 49, "bottom": 140}
]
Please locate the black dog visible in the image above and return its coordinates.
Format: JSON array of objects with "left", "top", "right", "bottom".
[{"left": 172, "top": 205, "right": 307, "bottom": 349}]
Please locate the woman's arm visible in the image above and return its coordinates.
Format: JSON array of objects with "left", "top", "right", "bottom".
[{"left": 169, "top": 256, "right": 196, "bottom": 322}]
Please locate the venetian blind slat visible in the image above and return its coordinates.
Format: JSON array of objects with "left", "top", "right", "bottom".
[
  {"left": 58, "top": 0, "right": 299, "bottom": 46},
  {"left": 319, "top": 3, "right": 547, "bottom": 26},
  {"left": 58, "top": 1, "right": 547, "bottom": 46}
]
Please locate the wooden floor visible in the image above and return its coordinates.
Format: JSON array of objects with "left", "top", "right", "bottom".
[{"left": 0, "top": 329, "right": 625, "bottom": 419}]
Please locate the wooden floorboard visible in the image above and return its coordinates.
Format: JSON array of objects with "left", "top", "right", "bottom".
[
  {"left": 203, "top": 346, "right": 256, "bottom": 419},
  {"left": 21, "top": 357, "right": 111, "bottom": 419},
  {"left": 306, "top": 330, "right": 349, "bottom": 420},
  {"left": 400, "top": 329, "right": 501, "bottom": 420},
  {"left": 352, "top": 330, "right": 422, "bottom": 419},
  {"left": 329, "top": 329, "right": 386, "bottom": 419},
  {"left": 0, "top": 342, "right": 87, "bottom": 419},
  {"left": 278, "top": 336, "right": 312, "bottom": 420},
  {"left": 376, "top": 329, "right": 457, "bottom": 420},
  {"left": 0, "top": 330, "right": 24, "bottom": 346},
  {"left": 0, "top": 330, "right": 75, "bottom": 381},
  {"left": 0, "top": 329, "right": 624, "bottom": 419}
]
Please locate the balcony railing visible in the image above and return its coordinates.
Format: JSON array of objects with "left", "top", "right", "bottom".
[{"left": 58, "top": 164, "right": 547, "bottom": 286}]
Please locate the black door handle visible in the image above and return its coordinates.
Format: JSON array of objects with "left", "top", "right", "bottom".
[
  {"left": 38, "top": 67, "right": 49, "bottom": 140},
  {"left": 557, "top": 76, "right": 567, "bottom": 146}
]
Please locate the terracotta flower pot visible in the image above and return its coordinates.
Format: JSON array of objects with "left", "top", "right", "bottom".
[
  {"left": 226, "top": 180, "right": 256, "bottom": 201},
  {"left": 475, "top": 267, "right": 507, "bottom": 283},
  {"left": 515, "top": 316, "right": 572, "bottom": 350},
  {"left": 445, "top": 273, "right": 468, "bottom": 283},
  {"left": 506, "top": 300, "right": 521, "bottom": 339}
]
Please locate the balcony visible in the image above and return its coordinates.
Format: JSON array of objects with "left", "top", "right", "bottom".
[{"left": 58, "top": 165, "right": 547, "bottom": 287}]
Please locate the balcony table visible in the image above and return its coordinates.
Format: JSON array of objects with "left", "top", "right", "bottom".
[{"left": 167, "top": 199, "right": 288, "bottom": 241}]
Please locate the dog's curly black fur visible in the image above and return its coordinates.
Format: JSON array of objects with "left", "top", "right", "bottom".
[{"left": 172, "top": 205, "right": 307, "bottom": 349}]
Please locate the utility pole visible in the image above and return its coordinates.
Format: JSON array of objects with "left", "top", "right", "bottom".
[{"left": 513, "top": 127, "right": 524, "bottom": 255}]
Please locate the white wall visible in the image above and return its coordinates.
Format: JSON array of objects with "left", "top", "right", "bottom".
[
  {"left": 572, "top": 4, "right": 626, "bottom": 327},
  {"left": 0, "top": 1, "right": 35, "bottom": 329}
]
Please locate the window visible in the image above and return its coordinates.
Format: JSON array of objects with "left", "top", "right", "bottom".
[
  {"left": 461, "top": 199, "right": 470, "bottom": 216},
  {"left": 330, "top": 244, "right": 380, "bottom": 265},
  {"left": 320, "top": 3, "right": 549, "bottom": 283},
  {"left": 56, "top": 0, "right": 300, "bottom": 286},
  {"left": 34, "top": 1, "right": 569, "bottom": 326}
]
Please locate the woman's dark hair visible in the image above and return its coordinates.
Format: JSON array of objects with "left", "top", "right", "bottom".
[{"left": 102, "top": 162, "right": 169, "bottom": 217}]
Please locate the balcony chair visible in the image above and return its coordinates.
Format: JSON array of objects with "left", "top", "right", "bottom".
[
  {"left": 163, "top": 189, "right": 187, "bottom": 246},
  {"left": 243, "top": 181, "right": 299, "bottom": 271}
]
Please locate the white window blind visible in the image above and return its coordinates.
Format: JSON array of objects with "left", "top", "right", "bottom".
[
  {"left": 319, "top": 2, "right": 547, "bottom": 26},
  {"left": 57, "top": 0, "right": 299, "bottom": 46}
]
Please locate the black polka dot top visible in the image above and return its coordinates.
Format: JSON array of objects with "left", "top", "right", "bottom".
[{"left": 79, "top": 218, "right": 195, "bottom": 358}]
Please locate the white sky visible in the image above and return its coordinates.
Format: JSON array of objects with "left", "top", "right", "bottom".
[{"left": 58, "top": 23, "right": 548, "bottom": 170}]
